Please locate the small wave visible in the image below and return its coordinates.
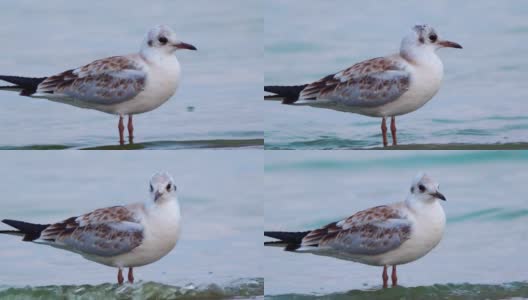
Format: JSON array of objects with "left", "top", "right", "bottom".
[
  {"left": 0, "top": 144, "right": 71, "bottom": 150},
  {"left": 266, "top": 140, "right": 528, "bottom": 150},
  {"left": 370, "top": 143, "right": 528, "bottom": 150},
  {"left": 448, "top": 208, "right": 504, "bottom": 223},
  {"left": 0, "top": 139, "right": 264, "bottom": 150},
  {"left": 0, "top": 278, "right": 263, "bottom": 300},
  {"left": 266, "top": 281, "right": 528, "bottom": 300},
  {"left": 486, "top": 116, "right": 528, "bottom": 121},
  {"left": 82, "top": 139, "right": 264, "bottom": 150},
  {"left": 265, "top": 150, "right": 528, "bottom": 172},
  {"left": 265, "top": 137, "right": 375, "bottom": 150}
]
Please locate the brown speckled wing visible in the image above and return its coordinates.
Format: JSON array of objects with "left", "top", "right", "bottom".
[
  {"left": 301, "top": 205, "right": 412, "bottom": 256},
  {"left": 36, "top": 56, "right": 146, "bottom": 105},
  {"left": 40, "top": 206, "right": 144, "bottom": 257},
  {"left": 299, "top": 57, "right": 410, "bottom": 107}
]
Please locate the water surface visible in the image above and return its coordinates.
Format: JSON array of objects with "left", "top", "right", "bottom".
[
  {"left": 0, "top": 151, "right": 263, "bottom": 298},
  {"left": 264, "top": 151, "right": 528, "bottom": 298},
  {"left": 0, "top": 0, "right": 263, "bottom": 149},
  {"left": 264, "top": 0, "right": 528, "bottom": 149}
]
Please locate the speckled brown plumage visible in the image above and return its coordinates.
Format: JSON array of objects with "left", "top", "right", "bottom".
[
  {"left": 38, "top": 205, "right": 144, "bottom": 257},
  {"left": 300, "top": 57, "right": 409, "bottom": 102},
  {"left": 301, "top": 205, "right": 411, "bottom": 253}
]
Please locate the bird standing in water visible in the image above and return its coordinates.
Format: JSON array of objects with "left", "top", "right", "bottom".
[
  {"left": 0, "top": 172, "right": 181, "bottom": 284},
  {"left": 265, "top": 24, "right": 462, "bottom": 147},
  {"left": 265, "top": 173, "right": 447, "bottom": 288},
  {"left": 0, "top": 25, "right": 196, "bottom": 145}
]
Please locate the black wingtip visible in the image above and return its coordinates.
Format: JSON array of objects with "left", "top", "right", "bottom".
[
  {"left": 264, "top": 85, "right": 308, "bottom": 104},
  {"left": 0, "top": 76, "right": 47, "bottom": 96},
  {"left": 264, "top": 230, "right": 311, "bottom": 251},
  {"left": 264, "top": 241, "right": 284, "bottom": 246},
  {"left": 2, "top": 219, "right": 49, "bottom": 241},
  {"left": 284, "top": 244, "right": 301, "bottom": 251},
  {"left": 264, "top": 231, "right": 310, "bottom": 243}
]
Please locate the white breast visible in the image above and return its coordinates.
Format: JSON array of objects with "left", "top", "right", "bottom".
[
  {"left": 376, "top": 53, "right": 444, "bottom": 117},
  {"left": 378, "top": 201, "right": 445, "bottom": 266},
  {"left": 91, "top": 200, "right": 181, "bottom": 268},
  {"left": 114, "top": 56, "right": 181, "bottom": 115}
]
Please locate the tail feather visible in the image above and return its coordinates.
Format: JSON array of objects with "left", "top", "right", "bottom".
[
  {"left": 0, "top": 75, "right": 47, "bottom": 96},
  {"left": 1, "top": 219, "right": 49, "bottom": 241},
  {"left": 264, "top": 95, "right": 284, "bottom": 101},
  {"left": 263, "top": 240, "right": 287, "bottom": 247},
  {"left": 264, "top": 85, "right": 307, "bottom": 104},
  {"left": 0, "top": 86, "right": 24, "bottom": 92},
  {"left": 0, "top": 230, "right": 25, "bottom": 237},
  {"left": 264, "top": 231, "right": 310, "bottom": 251}
]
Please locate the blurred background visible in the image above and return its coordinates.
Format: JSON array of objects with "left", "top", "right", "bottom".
[
  {"left": 0, "top": 0, "right": 262, "bottom": 149},
  {"left": 264, "top": 151, "right": 528, "bottom": 298},
  {"left": 0, "top": 151, "right": 263, "bottom": 298},
  {"left": 265, "top": 0, "right": 528, "bottom": 149}
]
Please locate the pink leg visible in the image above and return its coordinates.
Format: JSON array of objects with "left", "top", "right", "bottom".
[
  {"left": 381, "top": 117, "right": 388, "bottom": 147},
  {"left": 382, "top": 265, "right": 388, "bottom": 288},
  {"left": 128, "top": 267, "right": 134, "bottom": 283},
  {"left": 391, "top": 116, "right": 397, "bottom": 146},
  {"left": 118, "top": 116, "right": 125, "bottom": 146},
  {"left": 127, "top": 115, "right": 134, "bottom": 144},
  {"left": 391, "top": 265, "right": 398, "bottom": 286},
  {"left": 117, "top": 268, "right": 124, "bottom": 285}
]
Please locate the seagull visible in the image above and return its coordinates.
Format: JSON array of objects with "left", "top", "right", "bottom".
[
  {"left": 264, "top": 24, "right": 462, "bottom": 147},
  {"left": 0, "top": 172, "right": 181, "bottom": 284},
  {"left": 264, "top": 173, "right": 446, "bottom": 288},
  {"left": 0, "top": 25, "right": 196, "bottom": 145}
]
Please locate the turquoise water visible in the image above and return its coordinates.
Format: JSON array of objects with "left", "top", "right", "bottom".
[
  {"left": 0, "top": 0, "right": 262, "bottom": 149},
  {"left": 264, "top": 151, "right": 528, "bottom": 298},
  {"left": 264, "top": 0, "right": 528, "bottom": 149},
  {"left": 266, "top": 282, "right": 528, "bottom": 300},
  {"left": 0, "top": 152, "right": 263, "bottom": 298}
]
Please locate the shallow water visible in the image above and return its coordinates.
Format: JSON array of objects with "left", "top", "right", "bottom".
[
  {"left": 0, "top": 0, "right": 263, "bottom": 149},
  {"left": 266, "top": 282, "right": 528, "bottom": 300},
  {"left": 0, "top": 138, "right": 264, "bottom": 150},
  {"left": 0, "top": 152, "right": 263, "bottom": 297},
  {"left": 0, "top": 280, "right": 263, "bottom": 300},
  {"left": 264, "top": 0, "right": 528, "bottom": 149},
  {"left": 264, "top": 151, "right": 528, "bottom": 298}
]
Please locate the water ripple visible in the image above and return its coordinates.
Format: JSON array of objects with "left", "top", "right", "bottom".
[
  {"left": 0, "top": 278, "right": 264, "bottom": 300},
  {"left": 266, "top": 282, "right": 528, "bottom": 300}
]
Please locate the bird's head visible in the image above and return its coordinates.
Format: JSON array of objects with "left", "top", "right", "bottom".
[
  {"left": 141, "top": 25, "right": 196, "bottom": 56},
  {"left": 409, "top": 172, "right": 446, "bottom": 203},
  {"left": 401, "top": 24, "right": 462, "bottom": 55},
  {"left": 149, "top": 172, "right": 177, "bottom": 204}
]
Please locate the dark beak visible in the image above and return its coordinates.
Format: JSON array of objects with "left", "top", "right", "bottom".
[
  {"left": 438, "top": 40, "right": 462, "bottom": 49},
  {"left": 154, "top": 191, "right": 162, "bottom": 201},
  {"left": 174, "top": 41, "right": 197, "bottom": 51},
  {"left": 431, "top": 191, "right": 446, "bottom": 201}
]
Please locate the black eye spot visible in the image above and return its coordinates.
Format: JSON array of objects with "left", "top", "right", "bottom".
[
  {"left": 158, "top": 37, "right": 168, "bottom": 44},
  {"left": 418, "top": 185, "right": 426, "bottom": 192},
  {"left": 410, "top": 187, "right": 415, "bottom": 193},
  {"left": 429, "top": 34, "right": 437, "bottom": 42},
  {"left": 166, "top": 183, "right": 172, "bottom": 191},
  {"left": 150, "top": 184, "right": 154, "bottom": 192}
]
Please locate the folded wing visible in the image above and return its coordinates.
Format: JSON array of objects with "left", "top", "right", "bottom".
[
  {"left": 301, "top": 205, "right": 412, "bottom": 256},
  {"left": 298, "top": 57, "right": 411, "bottom": 107},
  {"left": 36, "top": 56, "right": 146, "bottom": 105},
  {"left": 40, "top": 206, "right": 144, "bottom": 257}
]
